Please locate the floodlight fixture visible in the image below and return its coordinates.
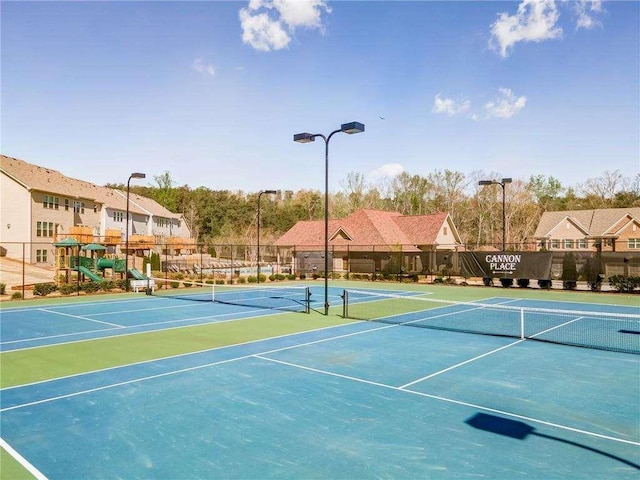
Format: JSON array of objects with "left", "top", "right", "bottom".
[{"left": 293, "top": 121, "right": 365, "bottom": 314}]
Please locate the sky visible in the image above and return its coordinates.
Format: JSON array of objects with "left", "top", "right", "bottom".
[{"left": 2, "top": 0, "right": 639, "bottom": 195}]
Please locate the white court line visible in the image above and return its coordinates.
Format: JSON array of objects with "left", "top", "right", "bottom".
[
  {"left": 0, "top": 437, "right": 48, "bottom": 480},
  {"left": 0, "top": 308, "right": 281, "bottom": 351},
  {"left": 0, "top": 319, "right": 365, "bottom": 392},
  {"left": 255, "top": 354, "right": 640, "bottom": 447},
  {"left": 0, "top": 320, "right": 379, "bottom": 409},
  {"left": 399, "top": 339, "right": 525, "bottom": 389},
  {"left": 38, "top": 309, "right": 124, "bottom": 328},
  {"left": 4, "top": 309, "right": 638, "bottom": 448},
  {"left": 528, "top": 316, "right": 586, "bottom": 338}
]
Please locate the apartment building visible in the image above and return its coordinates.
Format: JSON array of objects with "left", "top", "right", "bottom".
[
  {"left": 534, "top": 208, "right": 640, "bottom": 253},
  {"left": 0, "top": 155, "right": 192, "bottom": 264}
]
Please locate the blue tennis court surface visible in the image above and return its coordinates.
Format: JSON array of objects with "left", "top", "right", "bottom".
[{"left": 1, "top": 286, "right": 639, "bottom": 478}]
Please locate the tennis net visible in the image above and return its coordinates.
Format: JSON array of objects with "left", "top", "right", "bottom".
[
  {"left": 342, "top": 289, "right": 640, "bottom": 354},
  {"left": 149, "top": 278, "right": 310, "bottom": 313}
]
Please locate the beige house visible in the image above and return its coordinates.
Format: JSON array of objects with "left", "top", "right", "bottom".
[
  {"left": 274, "top": 209, "right": 463, "bottom": 275},
  {"left": 0, "top": 155, "right": 193, "bottom": 264},
  {"left": 534, "top": 208, "right": 640, "bottom": 253}
]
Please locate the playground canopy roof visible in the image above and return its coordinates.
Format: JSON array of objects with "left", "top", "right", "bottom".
[
  {"left": 53, "top": 237, "right": 82, "bottom": 247},
  {"left": 81, "top": 243, "right": 107, "bottom": 251}
]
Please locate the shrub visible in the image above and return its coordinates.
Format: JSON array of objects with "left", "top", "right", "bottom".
[
  {"left": 215, "top": 279, "right": 225, "bottom": 285},
  {"left": 59, "top": 283, "right": 79, "bottom": 295},
  {"left": 500, "top": 278, "right": 514, "bottom": 288},
  {"left": 299, "top": 274, "right": 306, "bottom": 280},
  {"left": 258, "top": 274, "right": 267, "bottom": 283},
  {"left": 538, "top": 279, "right": 552, "bottom": 289},
  {"left": 34, "top": 282, "right": 57, "bottom": 296},
  {"left": 483, "top": 277, "right": 493, "bottom": 287},
  {"left": 99, "top": 281, "right": 114, "bottom": 292},
  {"left": 561, "top": 252, "right": 578, "bottom": 290},
  {"left": 287, "top": 274, "right": 296, "bottom": 281},
  {"left": 269, "top": 274, "right": 276, "bottom": 282},
  {"left": 11, "top": 291, "right": 22, "bottom": 300},
  {"left": 433, "top": 277, "right": 444, "bottom": 284},
  {"left": 247, "top": 276, "right": 258, "bottom": 283},
  {"left": 517, "top": 278, "right": 530, "bottom": 288},
  {"left": 81, "top": 282, "right": 100, "bottom": 294},
  {"left": 0, "top": 282, "right": 5, "bottom": 295},
  {"left": 608, "top": 275, "right": 640, "bottom": 293},
  {"left": 170, "top": 281, "right": 180, "bottom": 289},
  {"left": 183, "top": 281, "right": 192, "bottom": 288},
  {"left": 237, "top": 277, "right": 247, "bottom": 284}
]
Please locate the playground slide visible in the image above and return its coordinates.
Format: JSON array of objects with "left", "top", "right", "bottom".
[
  {"left": 97, "top": 257, "right": 126, "bottom": 273},
  {"left": 128, "top": 268, "right": 148, "bottom": 280},
  {"left": 77, "top": 265, "right": 105, "bottom": 283}
]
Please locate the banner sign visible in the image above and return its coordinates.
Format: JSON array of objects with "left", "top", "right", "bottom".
[{"left": 460, "top": 252, "right": 553, "bottom": 279}]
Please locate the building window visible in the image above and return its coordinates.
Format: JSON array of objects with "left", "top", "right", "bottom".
[
  {"left": 577, "top": 239, "right": 587, "bottom": 249},
  {"left": 114, "top": 211, "right": 124, "bottom": 222},
  {"left": 73, "top": 201, "right": 85, "bottom": 213},
  {"left": 93, "top": 205, "right": 98, "bottom": 213},
  {"left": 43, "top": 195, "right": 59, "bottom": 209},
  {"left": 628, "top": 238, "right": 640, "bottom": 249},
  {"left": 563, "top": 239, "right": 574, "bottom": 249},
  {"left": 64, "top": 199, "right": 70, "bottom": 211},
  {"left": 36, "top": 249, "right": 48, "bottom": 262},
  {"left": 36, "top": 221, "right": 55, "bottom": 237},
  {"left": 551, "top": 239, "right": 560, "bottom": 249}
]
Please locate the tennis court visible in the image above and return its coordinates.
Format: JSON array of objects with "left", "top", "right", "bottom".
[{"left": 1, "top": 282, "right": 639, "bottom": 479}]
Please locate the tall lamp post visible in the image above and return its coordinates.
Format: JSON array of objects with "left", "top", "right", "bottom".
[
  {"left": 294, "top": 121, "right": 365, "bottom": 315},
  {"left": 479, "top": 177, "right": 512, "bottom": 251},
  {"left": 257, "top": 190, "right": 277, "bottom": 283},
  {"left": 125, "top": 172, "right": 146, "bottom": 291}
]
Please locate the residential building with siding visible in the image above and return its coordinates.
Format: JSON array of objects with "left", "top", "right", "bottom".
[{"left": 0, "top": 155, "right": 192, "bottom": 264}]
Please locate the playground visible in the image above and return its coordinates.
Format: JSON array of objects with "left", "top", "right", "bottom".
[{"left": 53, "top": 238, "right": 150, "bottom": 285}]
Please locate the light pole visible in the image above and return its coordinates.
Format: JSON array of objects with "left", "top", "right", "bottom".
[
  {"left": 257, "top": 190, "right": 277, "bottom": 283},
  {"left": 479, "top": 177, "right": 512, "bottom": 251},
  {"left": 294, "top": 121, "right": 365, "bottom": 315},
  {"left": 125, "top": 172, "right": 146, "bottom": 291}
]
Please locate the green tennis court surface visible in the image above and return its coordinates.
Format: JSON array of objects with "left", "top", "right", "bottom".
[{"left": 1, "top": 283, "right": 638, "bottom": 478}]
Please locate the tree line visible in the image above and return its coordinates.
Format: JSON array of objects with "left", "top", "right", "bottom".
[{"left": 108, "top": 169, "right": 639, "bottom": 249}]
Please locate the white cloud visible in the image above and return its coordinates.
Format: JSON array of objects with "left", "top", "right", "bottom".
[
  {"left": 369, "top": 163, "right": 404, "bottom": 180},
  {"left": 432, "top": 94, "right": 471, "bottom": 117},
  {"left": 490, "top": 0, "right": 562, "bottom": 57},
  {"left": 239, "top": 9, "right": 291, "bottom": 51},
  {"left": 574, "top": 0, "right": 603, "bottom": 30},
  {"left": 483, "top": 88, "right": 527, "bottom": 119},
  {"left": 192, "top": 59, "right": 216, "bottom": 77},
  {"left": 239, "top": 0, "right": 330, "bottom": 52},
  {"left": 274, "top": 0, "right": 329, "bottom": 29}
]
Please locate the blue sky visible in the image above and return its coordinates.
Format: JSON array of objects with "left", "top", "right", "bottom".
[{"left": 2, "top": 0, "right": 638, "bottom": 194}]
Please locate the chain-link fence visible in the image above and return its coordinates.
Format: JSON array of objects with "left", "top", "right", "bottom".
[{"left": 1, "top": 241, "right": 638, "bottom": 297}]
